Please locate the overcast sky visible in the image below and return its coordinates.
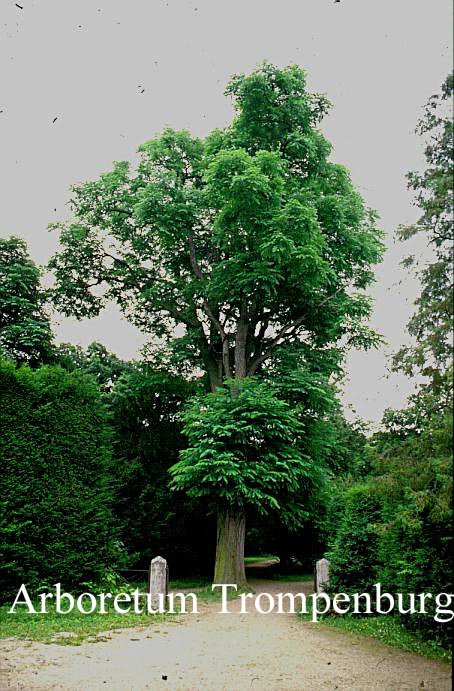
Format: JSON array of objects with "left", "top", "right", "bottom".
[{"left": 1, "top": 0, "right": 452, "bottom": 424}]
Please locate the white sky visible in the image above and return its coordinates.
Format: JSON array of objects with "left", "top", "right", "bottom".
[{"left": 1, "top": 0, "right": 452, "bottom": 424}]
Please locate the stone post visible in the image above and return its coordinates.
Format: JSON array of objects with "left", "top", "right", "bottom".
[
  {"left": 315, "top": 557, "right": 330, "bottom": 594},
  {"left": 148, "top": 556, "right": 168, "bottom": 609}
]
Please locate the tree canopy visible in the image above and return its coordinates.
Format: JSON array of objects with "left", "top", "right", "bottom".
[
  {"left": 394, "top": 74, "right": 453, "bottom": 408},
  {"left": 0, "top": 237, "right": 53, "bottom": 367},
  {"left": 49, "top": 63, "right": 383, "bottom": 392}
]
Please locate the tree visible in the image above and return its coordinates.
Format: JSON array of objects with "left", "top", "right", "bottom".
[
  {"left": 170, "top": 379, "right": 325, "bottom": 583},
  {"left": 327, "top": 76, "right": 453, "bottom": 647},
  {"left": 0, "top": 237, "right": 53, "bottom": 366},
  {"left": 55, "top": 341, "right": 134, "bottom": 392},
  {"left": 107, "top": 367, "right": 213, "bottom": 575},
  {"left": 49, "top": 63, "right": 383, "bottom": 583},
  {"left": 373, "top": 411, "right": 453, "bottom": 646},
  {"left": 394, "top": 74, "right": 453, "bottom": 408}
]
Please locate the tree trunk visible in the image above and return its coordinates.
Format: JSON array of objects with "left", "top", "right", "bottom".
[
  {"left": 234, "top": 303, "right": 248, "bottom": 379},
  {"left": 213, "top": 508, "right": 247, "bottom": 587},
  {"left": 213, "top": 310, "right": 249, "bottom": 587}
]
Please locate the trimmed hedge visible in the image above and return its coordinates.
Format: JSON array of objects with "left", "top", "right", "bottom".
[
  {"left": 327, "top": 484, "right": 382, "bottom": 597},
  {"left": 0, "top": 359, "right": 119, "bottom": 596}
]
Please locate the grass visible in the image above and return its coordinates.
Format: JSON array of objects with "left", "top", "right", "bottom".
[
  {"left": 0, "top": 577, "right": 242, "bottom": 645},
  {"left": 265, "top": 573, "right": 313, "bottom": 582},
  {"left": 0, "top": 602, "right": 168, "bottom": 646},
  {"left": 244, "top": 555, "right": 277, "bottom": 563},
  {"left": 299, "top": 611, "right": 451, "bottom": 663}
]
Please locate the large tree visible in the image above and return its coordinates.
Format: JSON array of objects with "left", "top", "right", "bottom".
[{"left": 49, "top": 63, "right": 383, "bottom": 583}]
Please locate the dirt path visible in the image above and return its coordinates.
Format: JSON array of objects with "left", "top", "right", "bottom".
[{"left": 0, "top": 580, "right": 451, "bottom": 691}]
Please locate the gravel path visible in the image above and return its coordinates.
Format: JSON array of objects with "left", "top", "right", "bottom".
[{"left": 0, "top": 579, "right": 451, "bottom": 691}]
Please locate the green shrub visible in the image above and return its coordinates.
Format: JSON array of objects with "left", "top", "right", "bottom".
[
  {"left": 327, "top": 483, "right": 382, "bottom": 596},
  {"left": 375, "top": 414, "right": 453, "bottom": 646},
  {"left": 328, "top": 415, "right": 452, "bottom": 647},
  {"left": 0, "top": 359, "right": 121, "bottom": 597}
]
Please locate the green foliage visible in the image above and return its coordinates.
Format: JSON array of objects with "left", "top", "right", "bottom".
[
  {"left": 223, "top": 62, "right": 332, "bottom": 154},
  {"left": 328, "top": 413, "right": 452, "bottom": 646},
  {"left": 394, "top": 74, "right": 453, "bottom": 403},
  {"left": 327, "top": 484, "right": 382, "bottom": 596},
  {"left": 243, "top": 352, "right": 369, "bottom": 569},
  {"left": 264, "top": 343, "right": 340, "bottom": 470},
  {"left": 374, "top": 413, "right": 453, "bottom": 645},
  {"left": 107, "top": 366, "right": 214, "bottom": 573},
  {"left": 170, "top": 379, "right": 324, "bottom": 527},
  {"left": 0, "top": 359, "right": 121, "bottom": 597},
  {"left": 55, "top": 341, "right": 134, "bottom": 392},
  {"left": 325, "top": 413, "right": 370, "bottom": 478},
  {"left": 49, "top": 63, "right": 383, "bottom": 391},
  {"left": 0, "top": 237, "right": 53, "bottom": 366}
]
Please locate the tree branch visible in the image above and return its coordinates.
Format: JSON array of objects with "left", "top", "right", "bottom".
[
  {"left": 247, "top": 287, "right": 344, "bottom": 375},
  {"left": 234, "top": 301, "right": 249, "bottom": 379},
  {"left": 102, "top": 250, "right": 130, "bottom": 268},
  {"left": 187, "top": 232, "right": 232, "bottom": 379},
  {"left": 187, "top": 234, "right": 204, "bottom": 280},
  {"left": 164, "top": 306, "right": 200, "bottom": 329},
  {"left": 247, "top": 314, "right": 306, "bottom": 375}
]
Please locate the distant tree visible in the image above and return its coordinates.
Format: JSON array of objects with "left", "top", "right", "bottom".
[
  {"left": 328, "top": 76, "right": 453, "bottom": 649},
  {"left": 49, "top": 63, "right": 383, "bottom": 584},
  {"left": 394, "top": 74, "right": 453, "bottom": 409},
  {"left": 0, "top": 237, "right": 53, "bottom": 366},
  {"left": 55, "top": 341, "right": 134, "bottom": 392},
  {"left": 107, "top": 367, "right": 211, "bottom": 573}
]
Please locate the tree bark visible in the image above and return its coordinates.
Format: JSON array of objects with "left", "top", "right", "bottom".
[
  {"left": 213, "top": 508, "right": 247, "bottom": 587},
  {"left": 234, "top": 303, "right": 248, "bottom": 379}
]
